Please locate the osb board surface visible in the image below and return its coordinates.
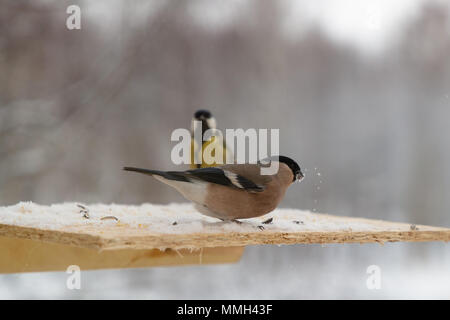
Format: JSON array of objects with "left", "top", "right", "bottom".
[{"left": 0, "top": 202, "right": 449, "bottom": 250}]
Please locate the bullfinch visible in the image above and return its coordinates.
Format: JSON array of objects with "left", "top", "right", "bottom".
[
  {"left": 190, "top": 109, "right": 233, "bottom": 168},
  {"left": 124, "top": 156, "right": 304, "bottom": 221}
]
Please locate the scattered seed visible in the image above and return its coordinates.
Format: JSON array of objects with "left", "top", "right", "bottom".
[
  {"left": 101, "top": 216, "right": 119, "bottom": 221},
  {"left": 410, "top": 224, "right": 418, "bottom": 231},
  {"left": 77, "top": 204, "right": 90, "bottom": 219},
  {"left": 262, "top": 217, "right": 273, "bottom": 224},
  {"left": 293, "top": 220, "right": 304, "bottom": 225}
]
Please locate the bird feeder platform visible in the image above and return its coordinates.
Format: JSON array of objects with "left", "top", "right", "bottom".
[{"left": 0, "top": 202, "right": 449, "bottom": 273}]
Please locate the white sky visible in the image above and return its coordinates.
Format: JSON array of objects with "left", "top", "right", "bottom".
[{"left": 282, "top": 0, "right": 447, "bottom": 54}]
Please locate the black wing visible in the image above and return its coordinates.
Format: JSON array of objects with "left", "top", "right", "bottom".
[
  {"left": 124, "top": 166, "right": 265, "bottom": 192},
  {"left": 185, "top": 168, "right": 265, "bottom": 192}
]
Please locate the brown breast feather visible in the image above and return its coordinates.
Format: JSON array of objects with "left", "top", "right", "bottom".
[{"left": 204, "top": 163, "right": 293, "bottom": 219}]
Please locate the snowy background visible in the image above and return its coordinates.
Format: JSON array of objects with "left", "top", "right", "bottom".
[{"left": 0, "top": 0, "right": 449, "bottom": 299}]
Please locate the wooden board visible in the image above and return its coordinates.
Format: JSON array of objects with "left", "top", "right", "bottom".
[
  {"left": 0, "top": 203, "right": 448, "bottom": 251},
  {"left": 0, "top": 236, "right": 245, "bottom": 273}
]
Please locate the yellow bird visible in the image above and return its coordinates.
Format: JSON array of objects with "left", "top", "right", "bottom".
[{"left": 190, "top": 110, "right": 232, "bottom": 168}]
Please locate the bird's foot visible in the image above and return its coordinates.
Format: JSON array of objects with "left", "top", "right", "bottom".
[{"left": 218, "top": 218, "right": 242, "bottom": 224}]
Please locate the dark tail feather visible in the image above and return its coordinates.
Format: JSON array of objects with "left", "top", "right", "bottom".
[
  {"left": 123, "top": 167, "right": 190, "bottom": 182},
  {"left": 123, "top": 167, "right": 162, "bottom": 176}
]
